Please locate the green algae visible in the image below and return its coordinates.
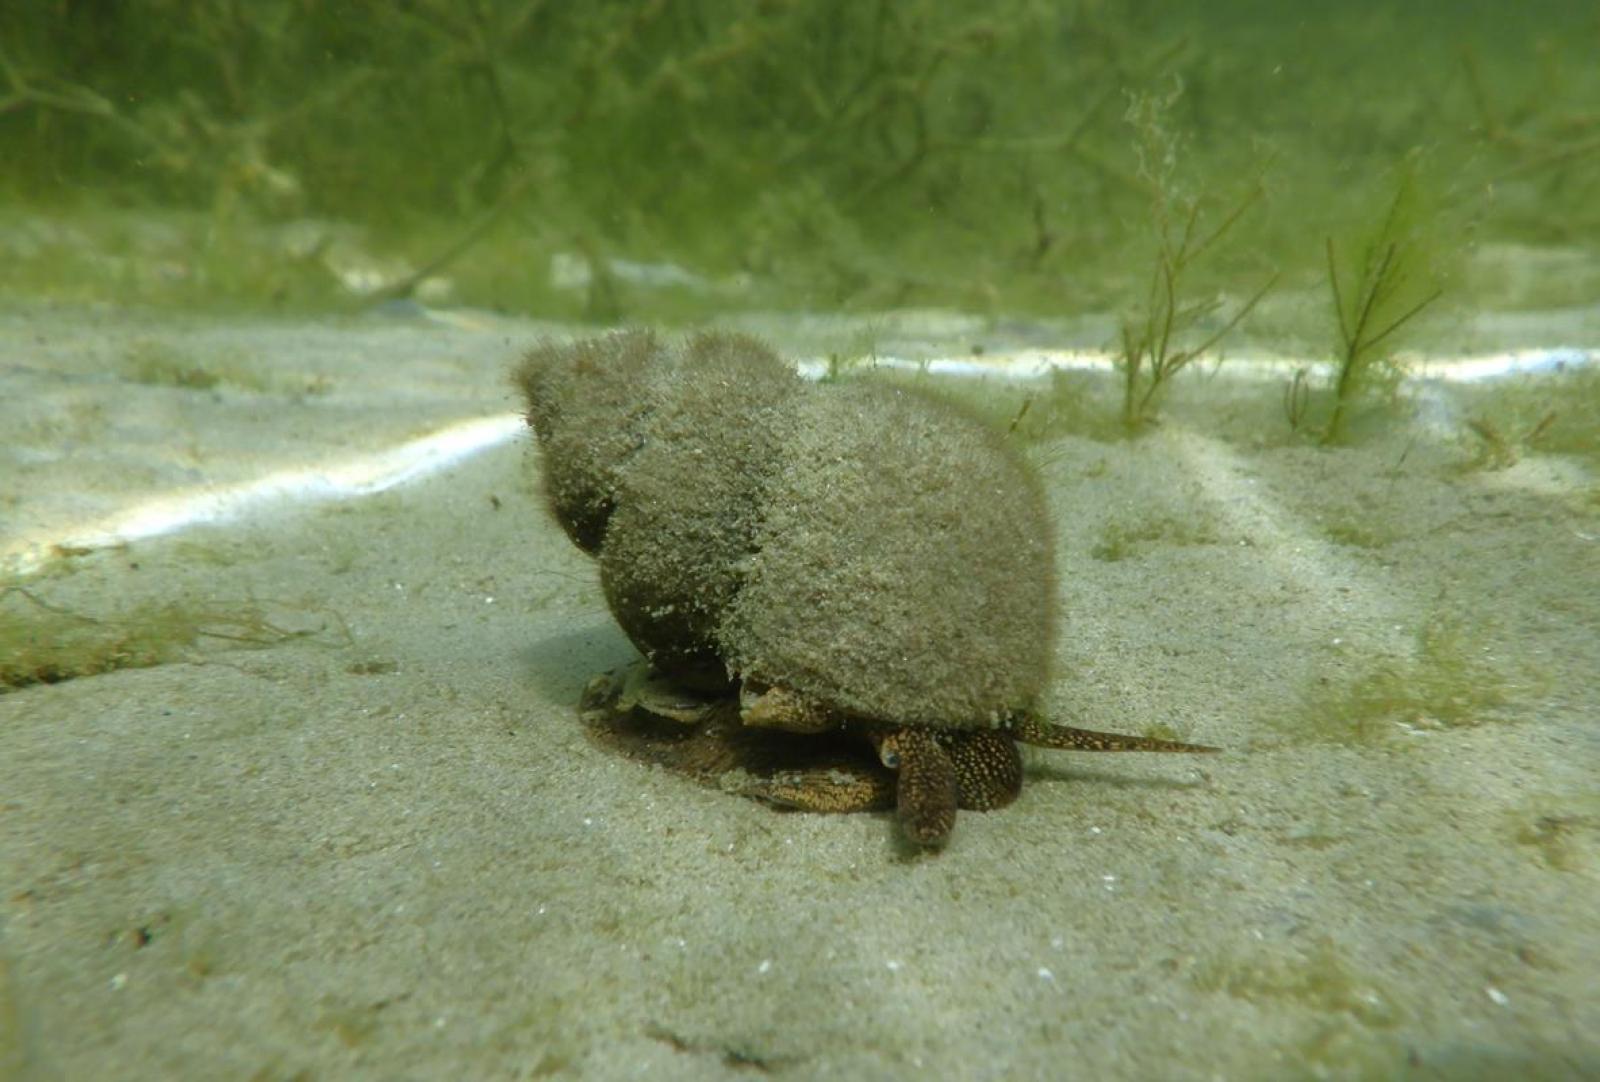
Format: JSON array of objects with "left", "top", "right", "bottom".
[
  {"left": 1192, "top": 938, "right": 1404, "bottom": 1029},
  {"left": 1091, "top": 515, "right": 1221, "bottom": 563},
  {"left": 0, "top": 586, "right": 342, "bottom": 693},
  {"left": 1297, "top": 615, "right": 1515, "bottom": 746},
  {"left": 1509, "top": 798, "right": 1600, "bottom": 874}
]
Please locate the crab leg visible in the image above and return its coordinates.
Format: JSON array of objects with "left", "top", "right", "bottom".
[
  {"left": 942, "top": 729, "right": 1025, "bottom": 811},
  {"left": 736, "top": 768, "right": 895, "bottom": 815},
  {"left": 872, "top": 729, "right": 959, "bottom": 845}
]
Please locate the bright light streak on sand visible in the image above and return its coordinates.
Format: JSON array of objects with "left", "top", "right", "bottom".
[
  {"left": 4, "top": 345, "right": 1594, "bottom": 579},
  {"left": 2, "top": 414, "right": 524, "bottom": 577},
  {"left": 795, "top": 346, "right": 1597, "bottom": 382}
]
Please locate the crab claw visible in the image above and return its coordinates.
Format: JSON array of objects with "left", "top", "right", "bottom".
[{"left": 738, "top": 683, "right": 836, "bottom": 733}]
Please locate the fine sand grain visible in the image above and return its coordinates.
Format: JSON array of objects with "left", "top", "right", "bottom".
[{"left": 2, "top": 305, "right": 1597, "bottom": 1080}]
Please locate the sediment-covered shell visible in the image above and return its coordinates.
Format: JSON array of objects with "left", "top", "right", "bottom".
[
  {"left": 516, "top": 332, "right": 1057, "bottom": 724},
  {"left": 720, "top": 381, "right": 1056, "bottom": 728},
  {"left": 516, "top": 329, "right": 664, "bottom": 553},
  {"left": 593, "top": 333, "right": 803, "bottom": 688}
]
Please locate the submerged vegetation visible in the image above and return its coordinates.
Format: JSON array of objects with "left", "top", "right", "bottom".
[
  {"left": 1115, "top": 86, "right": 1276, "bottom": 429},
  {"left": 1457, "top": 364, "right": 1600, "bottom": 466},
  {"left": 1319, "top": 166, "right": 1447, "bottom": 445},
  {"left": 0, "top": 1, "right": 1595, "bottom": 329}
]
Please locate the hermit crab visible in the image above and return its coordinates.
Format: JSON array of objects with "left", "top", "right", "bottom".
[{"left": 515, "top": 330, "right": 1212, "bottom": 846}]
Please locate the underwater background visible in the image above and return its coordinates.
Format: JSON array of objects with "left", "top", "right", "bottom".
[
  {"left": 2, "top": 3, "right": 1598, "bottom": 1080},
  {"left": 2, "top": 0, "right": 1598, "bottom": 332}
]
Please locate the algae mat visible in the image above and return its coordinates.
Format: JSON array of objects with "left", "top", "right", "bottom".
[{"left": 1, "top": 307, "right": 1597, "bottom": 1080}]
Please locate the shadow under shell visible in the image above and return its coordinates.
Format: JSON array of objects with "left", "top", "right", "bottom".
[{"left": 578, "top": 667, "right": 898, "bottom": 814}]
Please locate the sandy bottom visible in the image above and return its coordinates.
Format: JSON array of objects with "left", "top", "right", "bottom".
[{"left": 2, "top": 304, "right": 1598, "bottom": 1081}]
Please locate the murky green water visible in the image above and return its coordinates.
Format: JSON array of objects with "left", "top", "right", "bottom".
[{"left": 2, "top": 1, "right": 1597, "bottom": 333}]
